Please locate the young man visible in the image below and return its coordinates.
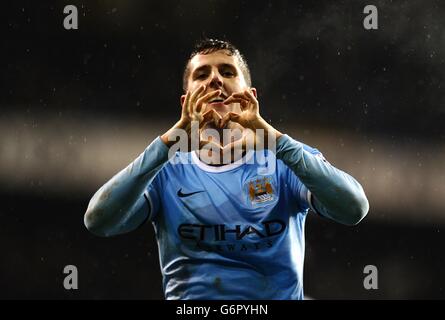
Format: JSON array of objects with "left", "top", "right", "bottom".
[{"left": 84, "top": 38, "right": 369, "bottom": 300}]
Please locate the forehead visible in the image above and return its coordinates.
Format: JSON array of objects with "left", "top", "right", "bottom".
[{"left": 189, "top": 50, "right": 240, "bottom": 72}]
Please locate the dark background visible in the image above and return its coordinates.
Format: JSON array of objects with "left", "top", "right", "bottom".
[{"left": 1, "top": 0, "right": 444, "bottom": 299}]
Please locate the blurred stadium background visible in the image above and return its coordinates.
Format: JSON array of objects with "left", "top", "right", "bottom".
[{"left": 1, "top": 0, "right": 444, "bottom": 299}]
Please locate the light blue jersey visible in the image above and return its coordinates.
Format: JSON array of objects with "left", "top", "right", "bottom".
[
  {"left": 85, "top": 134, "right": 368, "bottom": 300},
  {"left": 144, "top": 144, "right": 322, "bottom": 300}
]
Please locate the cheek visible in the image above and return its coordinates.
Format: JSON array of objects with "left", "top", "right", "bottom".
[
  {"left": 226, "top": 81, "right": 243, "bottom": 94},
  {"left": 187, "top": 84, "right": 197, "bottom": 92},
  {"left": 187, "top": 79, "right": 200, "bottom": 92}
]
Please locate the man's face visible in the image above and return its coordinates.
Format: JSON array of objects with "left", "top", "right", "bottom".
[{"left": 183, "top": 50, "right": 252, "bottom": 117}]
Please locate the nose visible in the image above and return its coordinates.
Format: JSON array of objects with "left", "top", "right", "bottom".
[{"left": 207, "top": 70, "right": 223, "bottom": 89}]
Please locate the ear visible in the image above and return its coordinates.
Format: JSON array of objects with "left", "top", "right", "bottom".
[
  {"left": 250, "top": 87, "right": 257, "bottom": 98},
  {"left": 180, "top": 94, "right": 186, "bottom": 106}
]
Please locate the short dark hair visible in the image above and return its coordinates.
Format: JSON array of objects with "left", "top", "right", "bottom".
[{"left": 182, "top": 38, "right": 252, "bottom": 92}]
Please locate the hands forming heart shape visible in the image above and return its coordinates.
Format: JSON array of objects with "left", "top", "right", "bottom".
[
  {"left": 161, "top": 84, "right": 282, "bottom": 161},
  {"left": 196, "top": 128, "right": 260, "bottom": 164}
]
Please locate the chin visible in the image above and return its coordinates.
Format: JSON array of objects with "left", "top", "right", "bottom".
[{"left": 207, "top": 102, "right": 230, "bottom": 115}]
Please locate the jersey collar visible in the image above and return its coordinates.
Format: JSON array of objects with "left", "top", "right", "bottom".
[{"left": 191, "top": 149, "right": 255, "bottom": 173}]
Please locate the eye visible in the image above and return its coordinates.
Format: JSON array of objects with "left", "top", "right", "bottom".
[
  {"left": 222, "top": 71, "right": 234, "bottom": 77},
  {"left": 219, "top": 65, "right": 237, "bottom": 77},
  {"left": 196, "top": 73, "right": 208, "bottom": 80}
]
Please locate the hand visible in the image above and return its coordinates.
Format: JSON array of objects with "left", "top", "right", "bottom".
[
  {"left": 219, "top": 88, "right": 282, "bottom": 151},
  {"left": 161, "top": 85, "right": 223, "bottom": 150}
]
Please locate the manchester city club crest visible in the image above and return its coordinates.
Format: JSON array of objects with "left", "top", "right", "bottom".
[{"left": 245, "top": 176, "right": 276, "bottom": 206}]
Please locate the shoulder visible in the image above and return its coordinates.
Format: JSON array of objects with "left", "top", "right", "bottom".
[
  {"left": 300, "top": 141, "right": 322, "bottom": 156},
  {"left": 300, "top": 141, "right": 327, "bottom": 161}
]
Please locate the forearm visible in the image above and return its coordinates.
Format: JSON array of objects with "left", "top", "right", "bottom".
[
  {"left": 84, "top": 136, "right": 169, "bottom": 236},
  {"left": 276, "top": 135, "right": 369, "bottom": 225}
]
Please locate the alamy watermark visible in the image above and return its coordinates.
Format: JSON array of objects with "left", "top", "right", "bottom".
[
  {"left": 166, "top": 122, "right": 277, "bottom": 175},
  {"left": 63, "top": 265, "right": 78, "bottom": 290},
  {"left": 363, "top": 264, "right": 378, "bottom": 290},
  {"left": 63, "top": 5, "right": 78, "bottom": 30},
  {"left": 363, "top": 5, "right": 378, "bottom": 30}
]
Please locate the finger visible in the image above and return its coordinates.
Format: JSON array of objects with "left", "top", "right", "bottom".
[
  {"left": 196, "top": 90, "right": 221, "bottom": 113},
  {"left": 223, "top": 97, "right": 249, "bottom": 111},
  {"left": 231, "top": 92, "right": 250, "bottom": 100},
  {"left": 231, "top": 91, "right": 256, "bottom": 111},
  {"left": 201, "top": 109, "right": 222, "bottom": 128},
  {"left": 181, "top": 91, "right": 191, "bottom": 116},
  {"left": 226, "top": 92, "right": 251, "bottom": 110},
  {"left": 201, "top": 109, "right": 215, "bottom": 122},
  {"left": 220, "top": 112, "right": 241, "bottom": 128},
  {"left": 212, "top": 109, "right": 223, "bottom": 127},
  {"left": 227, "top": 93, "right": 250, "bottom": 103},
  {"left": 223, "top": 96, "right": 247, "bottom": 104},
  {"left": 244, "top": 89, "right": 259, "bottom": 111},
  {"left": 191, "top": 84, "right": 206, "bottom": 102},
  {"left": 231, "top": 90, "right": 257, "bottom": 112},
  {"left": 188, "top": 85, "right": 206, "bottom": 114}
]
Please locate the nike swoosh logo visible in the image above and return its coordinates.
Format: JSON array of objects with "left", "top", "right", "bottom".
[{"left": 177, "top": 188, "right": 204, "bottom": 198}]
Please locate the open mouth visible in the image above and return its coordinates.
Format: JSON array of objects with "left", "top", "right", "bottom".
[
  {"left": 208, "top": 93, "right": 228, "bottom": 105},
  {"left": 208, "top": 98, "right": 225, "bottom": 105}
]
